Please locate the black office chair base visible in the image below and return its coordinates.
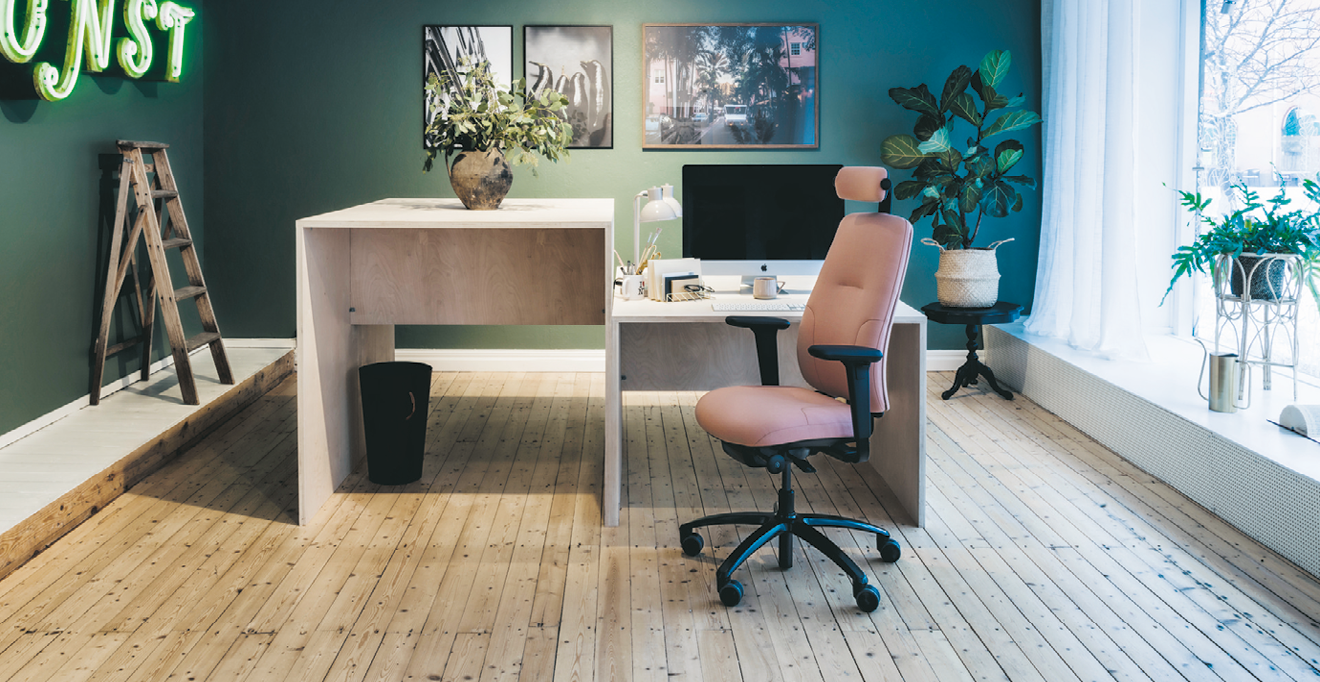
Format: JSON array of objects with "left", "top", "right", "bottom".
[{"left": 679, "top": 467, "right": 900, "bottom": 612}]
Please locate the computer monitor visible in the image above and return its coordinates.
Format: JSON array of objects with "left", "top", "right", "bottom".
[{"left": 681, "top": 164, "right": 844, "bottom": 280}]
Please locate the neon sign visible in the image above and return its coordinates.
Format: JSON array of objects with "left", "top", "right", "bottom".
[{"left": 1, "top": 0, "right": 193, "bottom": 101}]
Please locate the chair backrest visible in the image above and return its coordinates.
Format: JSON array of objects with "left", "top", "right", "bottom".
[{"left": 796, "top": 167, "right": 913, "bottom": 412}]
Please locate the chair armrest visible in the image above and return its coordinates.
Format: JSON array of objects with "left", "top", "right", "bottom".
[
  {"left": 807, "top": 345, "right": 883, "bottom": 364},
  {"left": 725, "top": 316, "right": 790, "bottom": 385},
  {"left": 807, "top": 344, "right": 883, "bottom": 450}
]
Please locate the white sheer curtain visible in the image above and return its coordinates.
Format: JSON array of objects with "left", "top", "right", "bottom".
[{"left": 1026, "top": 0, "right": 1149, "bottom": 360}]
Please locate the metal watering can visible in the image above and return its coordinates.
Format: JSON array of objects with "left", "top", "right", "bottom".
[{"left": 1196, "top": 339, "right": 1250, "bottom": 413}]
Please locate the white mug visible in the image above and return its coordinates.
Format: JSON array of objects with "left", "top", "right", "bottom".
[
  {"left": 753, "top": 276, "right": 784, "bottom": 300},
  {"left": 617, "top": 275, "right": 645, "bottom": 301}
]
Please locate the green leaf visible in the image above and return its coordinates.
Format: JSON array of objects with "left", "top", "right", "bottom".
[
  {"left": 917, "top": 124, "right": 953, "bottom": 154},
  {"left": 880, "top": 134, "right": 929, "bottom": 169},
  {"left": 983, "top": 110, "right": 1043, "bottom": 139},
  {"left": 1012, "top": 192, "right": 1024, "bottom": 212},
  {"left": 960, "top": 183, "right": 983, "bottom": 213},
  {"left": 909, "top": 201, "right": 940, "bottom": 224},
  {"left": 921, "top": 186, "right": 941, "bottom": 201},
  {"left": 980, "top": 180, "right": 1016, "bottom": 218},
  {"left": 979, "top": 50, "right": 1011, "bottom": 89},
  {"left": 933, "top": 222, "right": 964, "bottom": 248},
  {"left": 995, "top": 139, "right": 1025, "bottom": 173},
  {"left": 1003, "top": 174, "right": 1036, "bottom": 188},
  {"left": 940, "top": 65, "right": 973, "bottom": 112},
  {"left": 889, "top": 84, "right": 940, "bottom": 118},
  {"left": 942, "top": 204, "right": 966, "bottom": 233},
  {"left": 1006, "top": 94, "right": 1026, "bottom": 108},
  {"left": 965, "top": 152, "right": 995, "bottom": 180},
  {"left": 939, "top": 147, "right": 964, "bottom": 174},
  {"left": 949, "top": 92, "right": 982, "bottom": 127},
  {"left": 914, "top": 114, "right": 944, "bottom": 141},
  {"left": 894, "top": 180, "right": 926, "bottom": 201}
]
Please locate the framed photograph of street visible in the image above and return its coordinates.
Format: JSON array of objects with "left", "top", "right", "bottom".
[
  {"left": 641, "top": 23, "right": 818, "bottom": 149},
  {"left": 524, "top": 25, "right": 614, "bottom": 149},
  {"left": 423, "top": 25, "right": 513, "bottom": 145}
]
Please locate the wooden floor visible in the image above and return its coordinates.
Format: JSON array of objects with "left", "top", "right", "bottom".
[{"left": 0, "top": 371, "right": 1318, "bottom": 682}]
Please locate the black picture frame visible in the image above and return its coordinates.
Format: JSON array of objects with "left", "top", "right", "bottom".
[
  {"left": 423, "top": 25, "right": 513, "bottom": 146},
  {"left": 641, "top": 23, "right": 819, "bottom": 149},
  {"left": 524, "top": 25, "right": 614, "bottom": 149}
]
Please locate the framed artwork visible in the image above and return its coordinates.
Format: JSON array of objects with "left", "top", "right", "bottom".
[
  {"left": 524, "top": 25, "right": 614, "bottom": 149},
  {"left": 423, "top": 25, "right": 513, "bottom": 145},
  {"left": 641, "top": 23, "right": 818, "bottom": 149}
]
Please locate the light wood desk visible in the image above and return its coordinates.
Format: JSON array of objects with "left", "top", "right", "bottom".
[
  {"left": 605, "top": 275, "right": 927, "bottom": 528},
  {"left": 295, "top": 198, "right": 612, "bottom": 525}
]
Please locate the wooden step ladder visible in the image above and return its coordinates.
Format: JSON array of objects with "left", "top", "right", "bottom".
[{"left": 91, "top": 140, "right": 233, "bottom": 406}]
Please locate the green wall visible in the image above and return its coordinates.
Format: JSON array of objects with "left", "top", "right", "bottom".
[
  {"left": 0, "top": 4, "right": 206, "bottom": 436},
  {"left": 203, "top": 0, "right": 1042, "bottom": 352}
]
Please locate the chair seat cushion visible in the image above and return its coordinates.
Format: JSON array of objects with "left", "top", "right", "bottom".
[{"left": 695, "top": 385, "right": 854, "bottom": 448}]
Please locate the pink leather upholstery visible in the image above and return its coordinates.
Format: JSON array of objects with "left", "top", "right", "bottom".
[
  {"left": 696, "top": 167, "right": 913, "bottom": 447},
  {"left": 797, "top": 211, "right": 912, "bottom": 412},
  {"left": 695, "top": 386, "right": 854, "bottom": 447},
  {"left": 835, "top": 166, "right": 889, "bottom": 202}
]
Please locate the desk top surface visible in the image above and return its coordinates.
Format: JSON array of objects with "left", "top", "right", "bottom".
[
  {"left": 612, "top": 275, "right": 923, "bottom": 323},
  {"left": 297, "top": 198, "right": 614, "bottom": 229}
]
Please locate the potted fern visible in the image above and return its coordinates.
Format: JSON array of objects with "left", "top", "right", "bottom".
[
  {"left": 880, "top": 50, "right": 1042, "bottom": 307},
  {"left": 1164, "top": 177, "right": 1320, "bottom": 309},
  {"left": 424, "top": 57, "right": 573, "bottom": 210}
]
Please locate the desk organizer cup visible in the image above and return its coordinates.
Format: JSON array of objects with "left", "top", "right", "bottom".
[
  {"left": 615, "top": 275, "right": 645, "bottom": 300},
  {"left": 923, "top": 238, "right": 1014, "bottom": 308}
]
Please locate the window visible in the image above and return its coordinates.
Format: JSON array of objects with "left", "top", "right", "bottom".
[
  {"left": 1193, "top": 0, "right": 1320, "bottom": 382},
  {"left": 653, "top": 69, "right": 665, "bottom": 85},
  {"left": 790, "top": 42, "right": 802, "bottom": 56}
]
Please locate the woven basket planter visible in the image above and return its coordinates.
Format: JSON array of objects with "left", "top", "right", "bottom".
[{"left": 923, "top": 238, "right": 1014, "bottom": 308}]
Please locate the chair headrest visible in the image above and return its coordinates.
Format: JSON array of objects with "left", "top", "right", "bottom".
[{"left": 835, "top": 167, "right": 889, "bottom": 203}]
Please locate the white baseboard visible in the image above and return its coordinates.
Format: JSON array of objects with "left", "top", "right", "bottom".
[
  {"left": 0, "top": 349, "right": 199, "bottom": 450},
  {"left": 394, "top": 349, "right": 608, "bottom": 373},
  {"left": 1, "top": 339, "right": 297, "bottom": 450},
  {"left": 925, "top": 350, "right": 966, "bottom": 372},
  {"left": 224, "top": 338, "right": 296, "bottom": 349},
  {"left": 396, "top": 348, "right": 968, "bottom": 374}
]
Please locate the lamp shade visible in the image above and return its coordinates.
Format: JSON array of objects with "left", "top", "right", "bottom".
[
  {"left": 633, "top": 185, "right": 683, "bottom": 264},
  {"left": 640, "top": 186, "right": 681, "bottom": 222}
]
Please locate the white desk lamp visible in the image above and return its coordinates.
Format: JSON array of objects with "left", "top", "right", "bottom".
[{"left": 633, "top": 184, "right": 682, "bottom": 265}]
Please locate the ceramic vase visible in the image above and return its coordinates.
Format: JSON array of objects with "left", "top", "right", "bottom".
[{"left": 448, "top": 149, "right": 513, "bottom": 210}]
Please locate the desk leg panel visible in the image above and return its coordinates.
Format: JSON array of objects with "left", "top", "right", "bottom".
[
  {"left": 604, "top": 320, "right": 621, "bottom": 527},
  {"left": 298, "top": 227, "right": 353, "bottom": 525},
  {"left": 868, "top": 320, "right": 926, "bottom": 527}
]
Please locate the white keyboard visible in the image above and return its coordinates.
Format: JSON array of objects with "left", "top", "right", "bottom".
[{"left": 711, "top": 301, "right": 806, "bottom": 312}]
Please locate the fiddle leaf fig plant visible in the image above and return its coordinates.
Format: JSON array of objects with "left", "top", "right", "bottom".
[{"left": 881, "top": 50, "right": 1042, "bottom": 249}]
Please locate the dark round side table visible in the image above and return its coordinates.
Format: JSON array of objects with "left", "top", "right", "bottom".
[{"left": 921, "top": 301, "right": 1023, "bottom": 400}]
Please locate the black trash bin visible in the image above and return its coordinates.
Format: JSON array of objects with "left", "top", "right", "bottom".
[{"left": 358, "top": 361, "right": 431, "bottom": 485}]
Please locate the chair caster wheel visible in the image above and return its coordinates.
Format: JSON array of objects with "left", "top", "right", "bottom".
[
  {"left": 681, "top": 532, "right": 705, "bottom": 557},
  {"left": 878, "top": 537, "right": 901, "bottom": 563},
  {"left": 719, "top": 580, "right": 744, "bottom": 607},
  {"left": 854, "top": 584, "right": 880, "bottom": 612}
]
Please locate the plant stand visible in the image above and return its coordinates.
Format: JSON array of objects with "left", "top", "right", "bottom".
[
  {"left": 921, "top": 302, "right": 1023, "bottom": 400},
  {"left": 1212, "top": 254, "right": 1304, "bottom": 404}
]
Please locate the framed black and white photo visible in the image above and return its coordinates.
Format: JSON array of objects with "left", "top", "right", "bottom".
[
  {"left": 524, "top": 25, "right": 613, "bottom": 149},
  {"left": 423, "top": 25, "right": 513, "bottom": 144},
  {"left": 642, "top": 23, "right": 818, "bottom": 149}
]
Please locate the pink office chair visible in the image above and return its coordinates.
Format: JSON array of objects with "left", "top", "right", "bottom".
[{"left": 680, "top": 167, "right": 913, "bottom": 612}]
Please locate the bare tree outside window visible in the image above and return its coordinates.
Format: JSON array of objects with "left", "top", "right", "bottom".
[
  {"left": 1194, "top": 0, "right": 1320, "bottom": 381},
  {"left": 1200, "top": 0, "right": 1320, "bottom": 188}
]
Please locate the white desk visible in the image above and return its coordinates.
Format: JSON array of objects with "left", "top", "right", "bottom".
[
  {"left": 605, "top": 275, "right": 927, "bottom": 528},
  {"left": 296, "top": 198, "right": 613, "bottom": 525}
]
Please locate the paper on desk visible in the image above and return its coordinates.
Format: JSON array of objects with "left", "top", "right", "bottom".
[{"left": 646, "top": 258, "right": 702, "bottom": 301}]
